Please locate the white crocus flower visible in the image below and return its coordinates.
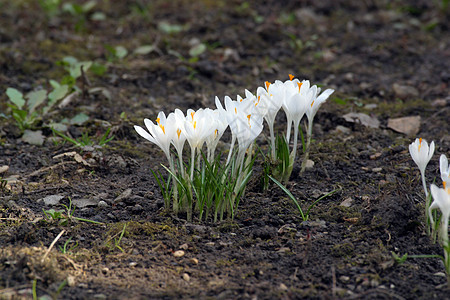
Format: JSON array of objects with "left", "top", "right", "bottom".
[
  {"left": 440, "top": 154, "right": 450, "bottom": 187},
  {"left": 409, "top": 138, "right": 435, "bottom": 197},
  {"left": 233, "top": 110, "right": 264, "bottom": 176},
  {"left": 282, "top": 79, "right": 313, "bottom": 163},
  {"left": 217, "top": 94, "right": 253, "bottom": 165},
  {"left": 170, "top": 109, "right": 187, "bottom": 177},
  {"left": 184, "top": 108, "right": 215, "bottom": 180},
  {"left": 205, "top": 108, "right": 228, "bottom": 163},
  {"left": 429, "top": 184, "right": 450, "bottom": 247},
  {"left": 257, "top": 80, "right": 285, "bottom": 160},
  {"left": 295, "top": 77, "right": 334, "bottom": 173},
  {"left": 134, "top": 111, "right": 173, "bottom": 164}
]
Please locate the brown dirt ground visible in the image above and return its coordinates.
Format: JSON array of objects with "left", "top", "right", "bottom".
[{"left": 0, "top": 0, "right": 449, "bottom": 299}]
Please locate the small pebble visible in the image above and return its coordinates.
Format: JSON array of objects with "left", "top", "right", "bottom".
[
  {"left": 98, "top": 200, "right": 108, "bottom": 208},
  {"left": 129, "top": 262, "right": 137, "bottom": 267},
  {"left": 279, "top": 283, "right": 288, "bottom": 291},
  {"left": 67, "top": 275, "right": 76, "bottom": 287},
  {"left": 173, "top": 250, "right": 185, "bottom": 257},
  {"left": 0, "top": 165, "right": 9, "bottom": 174},
  {"left": 182, "top": 273, "right": 190, "bottom": 282},
  {"left": 179, "top": 243, "right": 189, "bottom": 250},
  {"left": 189, "top": 258, "right": 199, "bottom": 265}
]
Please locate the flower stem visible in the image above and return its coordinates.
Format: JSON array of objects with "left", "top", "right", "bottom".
[
  {"left": 269, "top": 123, "right": 276, "bottom": 161},
  {"left": 300, "top": 119, "right": 313, "bottom": 174},
  {"left": 190, "top": 147, "right": 196, "bottom": 181},
  {"left": 226, "top": 136, "right": 236, "bottom": 165}
]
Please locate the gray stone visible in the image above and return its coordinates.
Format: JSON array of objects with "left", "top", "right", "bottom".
[
  {"left": 392, "top": 83, "right": 419, "bottom": 99},
  {"left": 97, "top": 200, "right": 108, "bottom": 208},
  {"left": 114, "top": 188, "right": 132, "bottom": 203},
  {"left": 72, "top": 198, "right": 99, "bottom": 208},
  {"left": 42, "top": 195, "right": 65, "bottom": 206}
]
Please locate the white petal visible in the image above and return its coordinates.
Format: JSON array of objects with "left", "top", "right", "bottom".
[{"left": 134, "top": 125, "right": 156, "bottom": 144}]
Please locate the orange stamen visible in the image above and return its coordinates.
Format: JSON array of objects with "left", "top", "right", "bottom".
[
  {"left": 193, "top": 121, "right": 197, "bottom": 129},
  {"left": 177, "top": 128, "right": 181, "bottom": 139},
  {"left": 215, "top": 129, "right": 218, "bottom": 137},
  {"left": 234, "top": 107, "right": 237, "bottom": 114},
  {"left": 418, "top": 138, "right": 422, "bottom": 151},
  {"left": 265, "top": 81, "right": 271, "bottom": 90},
  {"left": 311, "top": 100, "right": 314, "bottom": 107},
  {"left": 159, "top": 124, "right": 165, "bottom": 134},
  {"left": 289, "top": 74, "right": 294, "bottom": 81},
  {"left": 156, "top": 117, "right": 160, "bottom": 124},
  {"left": 297, "top": 82, "right": 303, "bottom": 92},
  {"left": 247, "top": 114, "right": 251, "bottom": 127},
  {"left": 191, "top": 111, "right": 195, "bottom": 119}
]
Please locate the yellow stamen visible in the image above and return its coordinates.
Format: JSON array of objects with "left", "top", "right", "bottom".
[
  {"left": 193, "top": 121, "right": 197, "bottom": 129},
  {"left": 215, "top": 129, "right": 218, "bottom": 137},
  {"left": 418, "top": 138, "right": 423, "bottom": 152},
  {"left": 177, "top": 128, "right": 181, "bottom": 139},
  {"left": 265, "top": 81, "right": 271, "bottom": 90},
  {"left": 297, "top": 82, "right": 302, "bottom": 92},
  {"left": 159, "top": 124, "right": 165, "bottom": 134},
  {"left": 289, "top": 74, "right": 294, "bottom": 80},
  {"left": 191, "top": 111, "right": 195, "bottom": 119},
  {"left": 311, "top": 100, "right": 314, "bottom": 107},
  {"left": 156, "top": 117, "right": 160, "bottom": 124}
]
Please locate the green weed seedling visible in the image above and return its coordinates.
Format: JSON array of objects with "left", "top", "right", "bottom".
[
  {"left": 59, "top": 236, "right": 78, "bottom": 254},
  {"left": 43, "top": 197, "right": 103, "bottom": 226},
  {"left": 62, "top": 1, "right": 104, "bottom": 32},
  {"left": 52, "top": 127, "right": 114, "bottom": 148},
  {"left": 4, "top": 86, "right": 68, "bottom": 132},
  {"left": 105, "top": 45, "right": 128, "bottom": 62},
  {"left": 32, "top": 278, "right": 67, "bottom": 300},
  {"left": 105, "top": 223, "right": 128, "bottom": 253},
  {"left": 269, "top": 175, "right": 340, "bottom": 222}
]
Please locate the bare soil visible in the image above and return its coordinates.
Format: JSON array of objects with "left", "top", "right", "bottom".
[{"left": 1, "top": 0, "right": 449, "bottom": 299}]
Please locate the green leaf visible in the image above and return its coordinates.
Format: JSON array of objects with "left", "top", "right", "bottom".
[
  {"left": 70, "top": 61, "right": 92, "bottom": 79},
  {"left": 48, "top": 85, "right": 69, "bottom": 104},
  {"left": 6, "top": 88, "right": 25, "bottom": 109},
  {"left": 189, "top": 43, "right": 206, "bottom": 57},
  {"left": 115, "top": 46, "right": 128, "bottom": 59},
  {"left": 82, "top": 0, "right": 96, "bottom": 12},
  {"left": 49, "top": 79, "right": 61, "bottom": 89},
  {"left": 62, "top": 56, "right": 78, "bottom": 66},
  {"left": 91, "top": 12, "right": 106, "bottom": 21},
  {"left": 133, "top": 45, "right": 155, "bottom": 55},
  {"left": 26, "top": 90, "right": 47, "bottom": 113},
  {"left": 90, "top": 62, "right": 107, "bottom": 76},
  {"left": 70, "top": 113, "right": 89, "bottom": 125},
  {"left": 158, "top": 21, "right": 183, "bottom": 34}
]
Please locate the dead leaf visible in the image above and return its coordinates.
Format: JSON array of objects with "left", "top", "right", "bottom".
[
  {"left": 343, "top": 112, "right": 380, "bottom": 128},
  {"left": 387, "top": 116, "right": 421, "bottom": 136}
]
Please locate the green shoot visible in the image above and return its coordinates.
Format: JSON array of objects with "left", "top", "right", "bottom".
[
  {"left": 391, "top": 251, "right": 443, "bottom": 265},
  {"left": 114, "top": 223, "right": 127, "bottom": 253},
  {"left": 269, "top": 175, "right": 340, "bottom": 221},
  {"left": 151, "top": 168, "right": 173, "bottom": 209},
  {"left": 51, "top": 127, "right": 114, "bottom": 148},
  {"left": 59, "top": 236, "right": 78, "bottom": 254},
  {"left": 43, "top": 197, "right": 103, "bottom": 225},
  {"left": 32, "top": 279, "right": 37, "bottom": 300}
]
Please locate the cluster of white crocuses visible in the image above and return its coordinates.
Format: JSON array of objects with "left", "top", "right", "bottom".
[
  {"left": 409, "top": 138, "right": 450, "bottom": 280},
  {"left": 134, "top": 75, "right": 334, "bottom": 221}
]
